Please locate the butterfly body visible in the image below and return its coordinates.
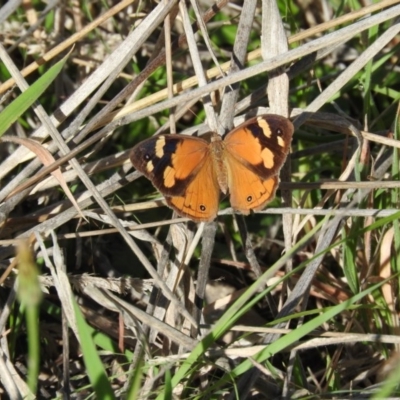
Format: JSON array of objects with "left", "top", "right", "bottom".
[{"left": 130, "top": 114, "right": 294, "bottom": 222}]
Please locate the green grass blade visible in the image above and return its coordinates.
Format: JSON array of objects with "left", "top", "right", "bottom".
[
  {"left": 156, "top": 214, "right": 331, "bottom": 399},
  {"left": 125, "top": 352, "right": 144, "bottom": 400},
  {"left": 202, "top": 276, "right": 396, "bottom": 395},
  {"left": 0, "top": 54, "right": 68, "bottom": 137},
  {"left": 73, "top": 300, "right": 116, "bottom": 400}
]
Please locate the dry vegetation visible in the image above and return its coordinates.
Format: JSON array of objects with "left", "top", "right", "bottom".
[{"left": 1, "top": 0, "right": 400, "bottom": 398}]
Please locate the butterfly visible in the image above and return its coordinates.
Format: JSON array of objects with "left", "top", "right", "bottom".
[{"left": 130, "top": 114, "right": 294, "bottom": 222}]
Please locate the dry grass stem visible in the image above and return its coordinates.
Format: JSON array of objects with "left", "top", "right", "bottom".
[{"left": 1, "top": 1, "right": 399, "bottom": 398}]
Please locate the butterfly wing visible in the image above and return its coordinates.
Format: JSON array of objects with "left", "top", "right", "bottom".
[
  {"left": 223, "top": 114, "right": 294, "bottom": 213},
  {"left": 130, "top": 134, "right": 210, "bottom": 196},
  {"left": 166, "top": 156, "right": 220, "bottom": 221},
  {"left": 224, "top": 152, "right": 279, "bottom": 214},
  {"left": 130, "top": 134, "right": 219, "bottom": 221}
]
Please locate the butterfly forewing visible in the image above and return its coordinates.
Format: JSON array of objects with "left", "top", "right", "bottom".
[
  {"left": 130, "top": 134, "right": 210, "bottom": 196},
  {"left": 224, "top": 114, "right": 294, "bottom": 179}
]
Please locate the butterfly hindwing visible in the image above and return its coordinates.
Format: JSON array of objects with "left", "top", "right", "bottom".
[
  {"left": 130, "top": 134, "right": 210, "bottom": 197},
  {"left": 224, "top": 151, "right": 279, "bottom": 214},
  {"left": 166, "top": 155, "right": 220, "bottom": 221}
]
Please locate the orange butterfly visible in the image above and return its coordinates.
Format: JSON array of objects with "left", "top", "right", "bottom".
[{"left": 130, "top": 114, "right": 294, "bottom": 222}]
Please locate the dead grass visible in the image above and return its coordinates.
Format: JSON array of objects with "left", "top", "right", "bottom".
[{"left": 1, "top": 0, "right": 400, "bottom": 398}]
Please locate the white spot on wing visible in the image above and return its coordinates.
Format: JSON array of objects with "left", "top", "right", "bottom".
[
  {"left": 257, "top": 117, "right": 272, "bottom": 138},
  {"left": 163, "top": 165, "right": 176, "bottom": 188},
  {"left": 146, "top": 161, "right": 154, "bottom": 172},
  {"left": 155, "top": 136, "right": 166, "bottom": 158},
  {"left": 261, "top": 147, "right": 274, "bottom": 169}
]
